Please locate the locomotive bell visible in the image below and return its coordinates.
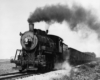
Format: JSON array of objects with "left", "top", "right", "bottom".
[{"left": 29, "top": 23, "right": 34, "bottom": 31}]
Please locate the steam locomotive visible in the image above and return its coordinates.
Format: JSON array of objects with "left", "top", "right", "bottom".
[
  {"left": 11, "top": 23, "right": 68, "bottom": 72},
  {"left": 11, "top": 23, "right": 96, "bottom": 72}
]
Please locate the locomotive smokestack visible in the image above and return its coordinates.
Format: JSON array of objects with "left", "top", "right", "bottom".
[{"left": 29, "top": 23, "right": 34, "bottom": 31}]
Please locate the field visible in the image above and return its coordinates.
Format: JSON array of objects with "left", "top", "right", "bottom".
[{"left": 0, "top": 59, "right": 17, "bottom": 75}]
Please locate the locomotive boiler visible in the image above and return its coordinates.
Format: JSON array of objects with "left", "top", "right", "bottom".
[{"left": 11, "top": 23, "right": 66, "bottom": 72}]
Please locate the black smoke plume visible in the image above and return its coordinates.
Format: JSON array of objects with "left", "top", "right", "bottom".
[{"left": 28, "top": 4, "right": 100, "bottom": 34}]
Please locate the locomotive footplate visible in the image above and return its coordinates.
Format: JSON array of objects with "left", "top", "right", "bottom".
[
  {"left": 27, "top": 66, "right": 38, "bottom": 70},
  {"left": 13, "top": 66, "right": 38, "bottom": 71},
  {"left": 11, "top": 59, "right": 46, "bottom": 66},
  {"left": 11, "top": 59, "right": 35, "bottom": 65}
]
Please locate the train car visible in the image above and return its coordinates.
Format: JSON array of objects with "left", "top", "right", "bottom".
[{"left": 68, "top": 48, "right": 96, "bottom": 65}]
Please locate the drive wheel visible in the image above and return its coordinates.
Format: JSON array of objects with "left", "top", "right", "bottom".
[
  {"left": 37, "top": 64, "right": 45, "bottom": 73},
  {"left": 46, "top": 62, "right": 54, "bottom": 71}
]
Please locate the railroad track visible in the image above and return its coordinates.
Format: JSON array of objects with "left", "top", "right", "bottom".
[{"left": 0, "top": 72, "right": 34, "bottom": 80}]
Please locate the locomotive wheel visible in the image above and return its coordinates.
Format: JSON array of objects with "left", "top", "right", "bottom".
[
  {"left": 37, "top": 65, "right": 46, "bottom": 73},
  {"left": 19, "top": 69, "right": 24, "bottom": 73},
  {"left": 19, "top": 65, "right": 27, "bottom": 73},
  {"left": 37, "top": 62, "right": 54, "bottom": 73},
  {"left": 46, "top": 62, "right": 54, "bottom": 71}
]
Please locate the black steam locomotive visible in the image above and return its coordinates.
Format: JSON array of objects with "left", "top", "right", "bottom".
[
  {"left": 11, "top": 23, "right": 68, "bottom": 72},
  {"left": 11, "top": 23, "right": 96, "bottom": 72}
]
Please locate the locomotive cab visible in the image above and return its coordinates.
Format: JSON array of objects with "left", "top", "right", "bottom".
[
  {"left": 47, "top": 35, "right": 63, "bottom": 53},
  {"left": 47, "top": 35, "right": 64, "bottom": 62}
]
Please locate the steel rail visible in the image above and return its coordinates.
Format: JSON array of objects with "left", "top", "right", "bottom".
[{"left": 0, "top": 72, "right": 33, "bottom": 80}]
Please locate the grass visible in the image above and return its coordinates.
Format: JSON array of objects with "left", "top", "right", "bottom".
[{"left": 0, "top": 59, "right": 17, "bottom": 75}]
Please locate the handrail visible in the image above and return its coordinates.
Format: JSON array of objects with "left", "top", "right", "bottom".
[{"left": 14, "top": 49, "right": 22, "bottom": 60}]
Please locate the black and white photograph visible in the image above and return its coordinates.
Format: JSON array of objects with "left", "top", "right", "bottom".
[{"left": 0, "top": 0, "right": 100, "bottom": 80}]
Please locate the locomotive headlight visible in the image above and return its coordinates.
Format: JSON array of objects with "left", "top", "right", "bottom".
[
  {"left": 21, "top": 31, "right": 38, "bottom": 50},
  {"left": 24, "top": 37, "right": 33, "bottom": 48}
]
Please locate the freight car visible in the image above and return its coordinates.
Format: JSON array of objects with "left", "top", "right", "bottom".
[{"left": 68, "top": 48, "right": 96, "bottom": 66}]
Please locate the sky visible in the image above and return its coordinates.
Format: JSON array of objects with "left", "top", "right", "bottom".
[{"left": 0, "top": 0, "right": 100, "bottom": 59}]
